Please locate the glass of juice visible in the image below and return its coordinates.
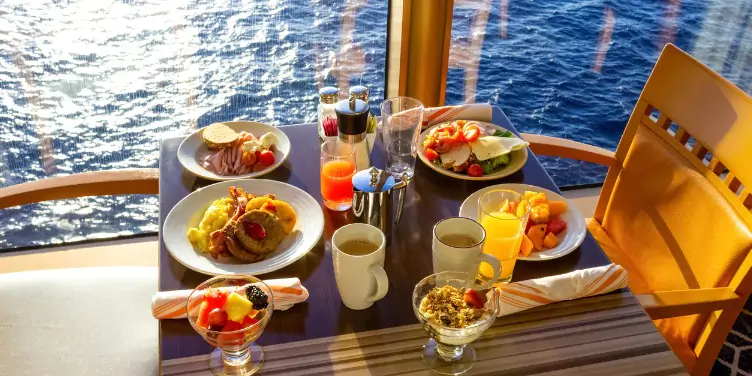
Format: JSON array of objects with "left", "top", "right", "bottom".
[
  {"left": 477, "top": 190, "right": 531, "bottom": 283},
  {"left": 321, "top": 140, "right": 357, "bottom": 211}
]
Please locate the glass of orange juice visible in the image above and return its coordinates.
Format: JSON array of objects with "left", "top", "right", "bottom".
[
  {"left": 478, "top": 190, "right": 531, "bottom": 283},
  {"left": 321, "top": 140, "right": 357, "bottom": 211}
]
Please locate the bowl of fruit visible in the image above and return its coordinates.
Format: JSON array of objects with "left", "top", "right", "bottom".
[
  {"left": 459, "top": 184, "right": 586, "bottom": 261},
  {"left": 186, "top": 275, "right": 273, "bottom": 375}
]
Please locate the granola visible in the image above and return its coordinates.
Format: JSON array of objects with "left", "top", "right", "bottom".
[{"left": 419, "top": 285, "right": 484, "bottom": 328}]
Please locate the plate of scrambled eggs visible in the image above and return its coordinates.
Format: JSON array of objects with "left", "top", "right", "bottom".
[{"left": 163, "top": 179, "right": 324, "bottom": 276}]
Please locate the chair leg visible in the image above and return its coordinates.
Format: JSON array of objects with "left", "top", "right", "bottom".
[{"left": 691, "top": 299, "right": 746, "bottom": 376}]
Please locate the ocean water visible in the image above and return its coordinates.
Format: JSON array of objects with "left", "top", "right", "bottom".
[{"left": 0, "top": 0, "right": 750, "bottom": 250}]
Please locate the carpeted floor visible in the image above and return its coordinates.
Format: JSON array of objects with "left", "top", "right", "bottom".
[{"left": 712, "top": 298, "right": 752, "bottom": 375}]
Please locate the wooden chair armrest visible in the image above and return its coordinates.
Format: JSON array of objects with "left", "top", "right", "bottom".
[
  {"left": 635, "top": 287, "right": 741, "bottom": 320},
  {"left": 520, "top": 133, "right": 617, "bottom": 166},
  {"left": 0, "top": 169, "right": 159, "bottom": 210}
]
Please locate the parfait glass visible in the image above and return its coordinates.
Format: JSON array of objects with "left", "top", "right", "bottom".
[
  {"left": 412, "top": 271, "right": 500, "bottom": 375},
  {"left": 187, "top": 275, "right": 274, "bottom": 376}
]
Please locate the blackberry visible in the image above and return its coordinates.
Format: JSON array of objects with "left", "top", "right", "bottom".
[{"left": 246, "top": 285, "right": 269, "bottom": 309}]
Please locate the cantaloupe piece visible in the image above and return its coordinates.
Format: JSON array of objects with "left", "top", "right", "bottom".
[
  {"left": 527, "top": 224, "right": 547, "bottom": 250},
  {"left": 519, "top": 234, "right": 534, "bottom": 256},
  {"left": 549, "top": 200, "right": 568, "bottom": 216},
  {"left": 543, "top": 232, "right": 558, "bottom": 249}
]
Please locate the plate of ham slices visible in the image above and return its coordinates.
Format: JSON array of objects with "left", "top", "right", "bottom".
[{"left": 178, "top": 121, "right": 291, "bottom": 181}]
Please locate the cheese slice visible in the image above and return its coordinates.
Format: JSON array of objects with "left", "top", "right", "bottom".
[
  {"left": 439, "top": 143, "right": 471, "bottom": 167},
  {"left": 469, "top": 136, "right": 529, "bottom": 161}
]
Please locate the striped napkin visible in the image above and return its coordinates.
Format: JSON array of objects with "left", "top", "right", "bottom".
[
  {"left": 152, "top": 277, "right": 309, "bottom": 319},
  {"left": 422, "top": 103, "right": 493, "bottom": 129},
  {"left": 496, "top": 264, "right": 628, "bottom": 316}
]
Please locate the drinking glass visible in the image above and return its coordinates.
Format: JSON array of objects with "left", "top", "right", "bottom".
[
  {"left": 380, "top": 96, "right": 424, "bottom": 179},
  {"left": 413, "top": 271, "right": 499, "bottom": 375},
  {"left": 477, "top": 190, "right": 531, "bottom": 283},
  {"left": 320, "top": 140, "right": 357, "bottom": 211},
  {"left": 186, "top": 275, "right": 274, "bottom": 376}
]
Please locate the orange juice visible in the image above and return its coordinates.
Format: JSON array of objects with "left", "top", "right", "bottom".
[
  {"left": 479, "top": 211, "right": 524, "bottom": 282},
  {"left": 321, "top": 159, "right": 355, "bottom": 210}
]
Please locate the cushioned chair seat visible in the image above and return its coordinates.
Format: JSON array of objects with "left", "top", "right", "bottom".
[{"left": 0, "top": 267, "right": 158, "bottom": 376}]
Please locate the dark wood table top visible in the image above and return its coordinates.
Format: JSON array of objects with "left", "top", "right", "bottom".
[{"left": 158, "top": 107, "right": 614, "bottom": 362}]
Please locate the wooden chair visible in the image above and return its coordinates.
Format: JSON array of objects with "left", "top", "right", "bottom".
[
  {"left": 0, "top": 168, "right": 159, "bottom": 209},
  {"left": 522, "top": 44, "right": 752, "bottom": 376}
]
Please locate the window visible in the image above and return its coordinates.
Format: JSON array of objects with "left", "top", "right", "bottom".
[
  {"left": 0, "top": 0, "right": 388, "bottom": 249},
  {"left": 445, "top": 0, "right": 752, "bottom": 187}
]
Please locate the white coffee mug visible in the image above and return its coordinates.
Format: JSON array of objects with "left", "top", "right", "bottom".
[
  {"left": 432, "top": 217, "right": 501, "bottom": 289},
  {"left": 332, "top": 223, "right": 389, "bottom": 310}
]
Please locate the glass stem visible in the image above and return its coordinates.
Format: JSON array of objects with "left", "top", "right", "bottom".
[
  {"left": 435, "top": 343, "right": 465, "bottom": 362},
  {"left": 222, "top": 347, "right": 251, "bottom": 367}
]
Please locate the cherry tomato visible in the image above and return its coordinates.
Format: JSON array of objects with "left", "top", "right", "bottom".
[
  {"left": 425, "top": 148, "right": 439, "bottom": 161},
  {"left": 258, "top": 150, "right": 275, "bottom": 165},
  {"left": 463, "top": 125, "right": 480, "bottom": 143},
  {"left": 467, "top": 163, "right": 483, "bottom": 177}
]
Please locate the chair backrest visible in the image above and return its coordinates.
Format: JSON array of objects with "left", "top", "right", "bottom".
[{"left": 594, "top": 44, "right": 752, "bottom": 373}]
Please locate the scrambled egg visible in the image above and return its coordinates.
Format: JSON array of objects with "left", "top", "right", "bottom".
[{"left": 187, "top": 198, "right": 235, "bottom": 253}]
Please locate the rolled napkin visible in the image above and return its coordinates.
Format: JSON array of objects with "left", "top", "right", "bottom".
[
  {"left": 152, "top": 277, "right": 309, "bottom": 319},
  {"left": 496, "top": 264, "right": 627, "bottom": 317},
  {"left": 422, "top": 103, "right": 492, "bottom": 129}
]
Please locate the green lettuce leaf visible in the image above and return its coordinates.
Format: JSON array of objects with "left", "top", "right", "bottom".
[{"left": 480, "top": 153, "right": 510, "bottom": 174}]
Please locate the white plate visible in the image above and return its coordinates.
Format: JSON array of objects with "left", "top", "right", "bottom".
[
  {"left": 417, "top": 121, "right": 528, "bottom": 181},
  {"left": 163, "top": 179, "right": 324, "bottom": 276},
  {"left": 459, "top": 183, "right": 586, "bottom": 261},
  {"left": 178, "top": 121, "right": 291, "bottom": 181}
]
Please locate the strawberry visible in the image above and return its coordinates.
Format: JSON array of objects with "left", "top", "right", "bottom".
[
  {"left": 242, "top": 220, "right": 267, "bottom": 240},
  {"left": 546, "top": 216, "right": 567, "bottom": 235},
  {"left": 463, "top": 288, "right": 485, "bottom": 309}
]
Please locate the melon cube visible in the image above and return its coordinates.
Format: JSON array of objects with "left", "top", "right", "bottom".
[
  {"left": 543, "top": 232, "right": 558, "bottom": 249},
  {"left": 223, "top": 292, "right": 253, "bottom": 323}
]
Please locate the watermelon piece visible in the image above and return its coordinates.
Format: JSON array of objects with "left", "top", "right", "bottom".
[
  {"left": 546, "top": 216, "right": 567, "bottom": 235},
  {"left": 204, "top": 289, "right": 229, "bottom": 311}
]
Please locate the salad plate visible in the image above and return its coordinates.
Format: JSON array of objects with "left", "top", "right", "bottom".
[
  {"left": 459, "top": 183, "right": 586, "bottom": 261},
  {"left": 417, "top": 120, "right": 528, "bottom": 181},
  {"left": 178, "top": 121, "right": 291, "bottom": 181}
]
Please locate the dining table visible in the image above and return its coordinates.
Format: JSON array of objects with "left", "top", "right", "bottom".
[{"left": 158, "top": 106, "right": 688, "bottom": 375}]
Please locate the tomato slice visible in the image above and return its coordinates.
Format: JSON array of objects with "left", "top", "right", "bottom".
[
  {"left": 463, "top": 125, "right": 480, "bottom": 143},
  {"left": 425, "top": 148, "right": 439, "bottom": 161}
]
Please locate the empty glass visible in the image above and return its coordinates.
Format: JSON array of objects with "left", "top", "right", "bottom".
[{"left": 380, "top": 97, "right": 424, "bottom": 179}]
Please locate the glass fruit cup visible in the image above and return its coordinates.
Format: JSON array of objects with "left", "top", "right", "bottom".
[
  {"left": 187, "top": 275, "right": 274, "bottom": 376},
  {"left": 412, "top": 271, "right": 500, "bottom": 375}
]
